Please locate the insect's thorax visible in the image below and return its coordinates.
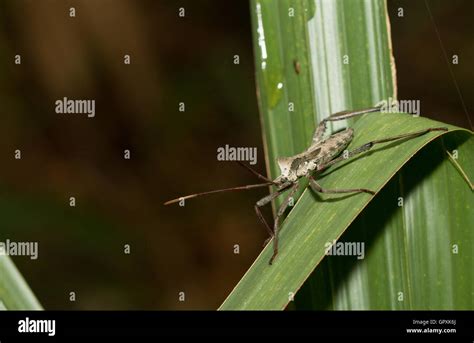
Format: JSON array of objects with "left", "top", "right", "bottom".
[{"left": 274, "top": 128, "right": 354, "bottom": 184}]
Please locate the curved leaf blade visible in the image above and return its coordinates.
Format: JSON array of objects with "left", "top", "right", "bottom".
[
  {"left": 0, "top": 256, "right": 42, "bottom": 310},
  {"left": 295, "top": 135, "right": 474, "bottom": 309},
  {"left": 219, "top": 113, "right": 470, "bottom": 310}
]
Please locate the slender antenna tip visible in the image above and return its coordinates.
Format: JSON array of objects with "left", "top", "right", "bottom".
[{"left": 163, "top": 198, "right": 181, "bottom": 206}]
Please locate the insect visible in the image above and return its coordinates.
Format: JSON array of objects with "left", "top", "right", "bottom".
[
  {"left": 293, "top": 59, "right": 301, "bottom": 74},
  {"left": 165, "top": 106, "right": 448, "bottom": 265}
]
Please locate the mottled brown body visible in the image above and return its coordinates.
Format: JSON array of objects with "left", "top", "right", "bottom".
[{"left": 275, "top": 128, "right": 354, "bottom": 184}]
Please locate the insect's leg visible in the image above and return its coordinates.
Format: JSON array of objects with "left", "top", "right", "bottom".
[
  {"left": 324, "top": 106, "right": 383, "bottom": 123},
  {"left": 255, "top": 184, "right": 292, "bottom": 245},
  {"left": 308, "top": 175, "right": 375, "bottom": 196},
  {"left": 269, "top": 183, "right": 299, "bottom": 265},
  {"left": 312, "top": 106, "right": 382, "bottom": 144},
  {"left": 319, "top": 127, "right": 449, "bottom": 170}
]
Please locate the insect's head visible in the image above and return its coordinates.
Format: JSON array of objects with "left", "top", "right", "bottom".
[{"left": 274, "top": 157, "right": 298, "bottom": 184}]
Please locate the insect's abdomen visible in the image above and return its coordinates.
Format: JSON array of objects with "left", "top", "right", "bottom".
[{"left": 317, "top": 128, "right": 354, "bottom": 165}]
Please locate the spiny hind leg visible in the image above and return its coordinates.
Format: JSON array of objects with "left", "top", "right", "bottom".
[
  {"left": 319, "top": 127, "right": 449, "bottom": 170},
  {"left": 312, "top": 106, "right": 383, "bottom": 144}
]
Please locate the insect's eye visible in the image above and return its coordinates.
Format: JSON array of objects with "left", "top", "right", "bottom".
[{"left": 290, "top": 158, "right": 303, "bottom": 170}]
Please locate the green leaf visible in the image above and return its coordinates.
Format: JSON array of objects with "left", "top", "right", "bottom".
[
  {"left": 294, "top": 133, "right": 474, "bottom": 310},
  {"left": 220, "top": 113, "right": 471, "bottom": 310},
  {"left": 219, "top": 0, "right": 473, "bottom": 310},
  {"left": 0, "top": 255, "right": 42, "bottom": 310},
  {"left": 251, "top": 0, "right": 396, "bottom": 210}
]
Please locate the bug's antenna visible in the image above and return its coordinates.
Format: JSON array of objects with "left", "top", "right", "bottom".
[
  {"left": 164, "top": 182, "right": 273, "bottom": 206},
  {"left": 235, "top": 161, "right": 275, "bottom": 184}
]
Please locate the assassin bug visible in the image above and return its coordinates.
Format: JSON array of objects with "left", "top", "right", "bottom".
[{"left": 165, "top": 106, "right": 448, "bottom": 264}]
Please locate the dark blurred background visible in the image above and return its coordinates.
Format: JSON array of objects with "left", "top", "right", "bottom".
[{"left": 0, "top": 0, "right": 471, "bottom": 309}]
